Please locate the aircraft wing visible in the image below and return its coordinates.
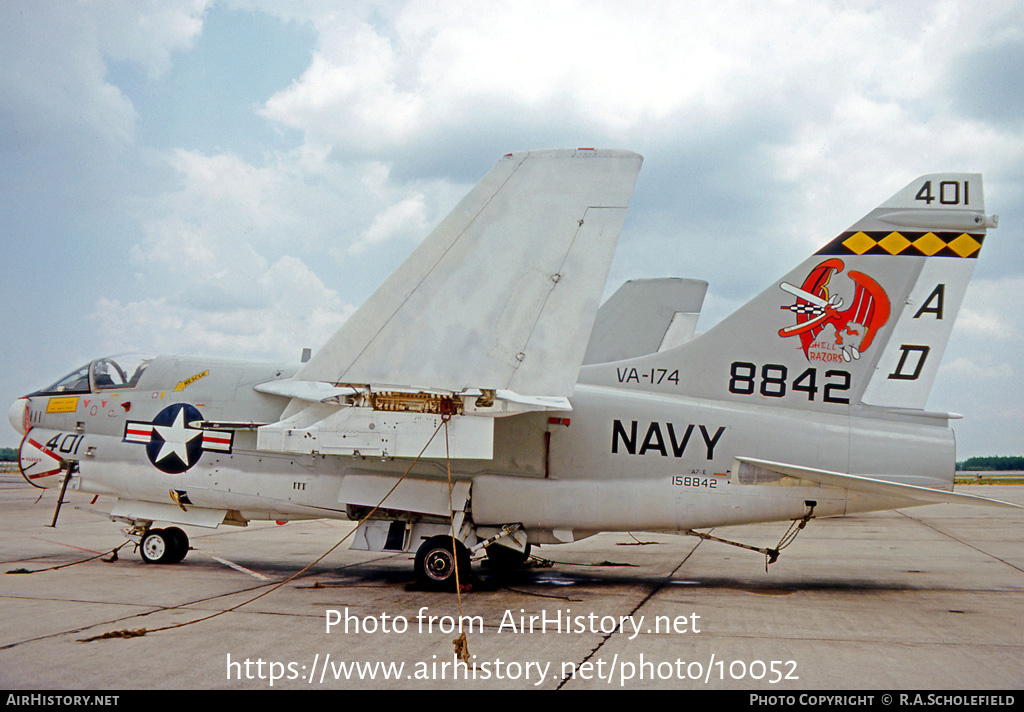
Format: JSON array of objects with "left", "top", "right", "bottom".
[
  {"left": 736, "top": 457, "right": 1022, "bottom": 509},
  {"left": 295, "top": 149, "right": 643, "bottom": 397}
]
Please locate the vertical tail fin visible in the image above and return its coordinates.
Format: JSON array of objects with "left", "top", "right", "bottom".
[
  {"left": 296, "top": 149, "right": 642, "bottom": 397},
  {"left": 582, "top": 174, "right": 998, "bottom": 412}
]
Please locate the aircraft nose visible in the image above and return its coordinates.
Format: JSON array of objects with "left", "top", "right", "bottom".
[{"left": 9, "top": 397, "right": 28, "bottom": 435}]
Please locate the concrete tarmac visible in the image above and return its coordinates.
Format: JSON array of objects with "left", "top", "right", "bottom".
[{"left": 1, "top": 473, "right": 1022, "bottom": 691}]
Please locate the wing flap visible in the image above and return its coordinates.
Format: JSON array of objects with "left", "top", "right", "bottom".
[
  {"left": 109, "top": 499, "right": 228, "bottom": 528},
  {"left": 338, "top": 474, "right": 470, "bottom": 517}
]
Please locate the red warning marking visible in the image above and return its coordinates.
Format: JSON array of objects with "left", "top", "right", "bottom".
[
  {"left": 23, "top": 438, "right": 62, "bottom": 479},
  {"left": 28, "top": 537, "right": 102, "bottom": 555}
]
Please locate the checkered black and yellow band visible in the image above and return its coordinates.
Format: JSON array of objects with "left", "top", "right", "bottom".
[{"left": 817, "top": 231, "right": 985, "bottom": 258}]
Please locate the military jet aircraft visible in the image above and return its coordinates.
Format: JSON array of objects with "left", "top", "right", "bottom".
[{"left": 9, "top": 148, "right": 1014, "bottom": 588}]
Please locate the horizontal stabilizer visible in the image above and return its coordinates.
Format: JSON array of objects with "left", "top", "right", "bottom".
[
  {"left": 583, "top": 278, "right": 708, "bottom": 364},
  {"left": 297, "top": 149, "right": 643, "bottom": 397},
  {"left": 736, "top": 457, "right": 1021, "bottom": 509}
]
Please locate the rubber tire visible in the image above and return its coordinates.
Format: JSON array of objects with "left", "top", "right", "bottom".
[
  {"left": 140, "top": 528, "right": 173, "bottom": 564},
  {"left": 163, "top": 526, "right": 189, "bottom": 564},
  {"left": 414, "top": 535, "right": 471, "bottom": 590},
  {"left": 485, "top": 542, "right": 532, "bottom": 570}
]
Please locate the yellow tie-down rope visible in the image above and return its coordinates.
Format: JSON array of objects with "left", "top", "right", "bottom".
[
  {"left": 442, "top": 412, "right": 471, "bottom": 664},
  {"left": 80, "top": 413, "right": 470, "bottom": 658}
]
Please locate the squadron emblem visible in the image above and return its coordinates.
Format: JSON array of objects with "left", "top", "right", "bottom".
[{"left": 779, "top": 258, "right": 891, "bottom": 363}]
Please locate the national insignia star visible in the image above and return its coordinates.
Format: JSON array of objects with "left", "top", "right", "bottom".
[{"left": 151, "top": 406, "right": 202, "bottom": 466}]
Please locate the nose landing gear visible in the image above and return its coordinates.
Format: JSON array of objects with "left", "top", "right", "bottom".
[{"left": 138, "top": 526, "right": 189, "bottom": 564}]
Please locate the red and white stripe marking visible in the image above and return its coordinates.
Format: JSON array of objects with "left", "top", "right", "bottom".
[
  {"left": 201, "top": 431, "right": 233, "bottom": 452},
  {"left": 124, "top": 423, "right": 154, "bottom": 444}
]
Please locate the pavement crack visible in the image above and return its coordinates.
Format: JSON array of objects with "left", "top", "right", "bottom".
[
  {"left": 897, "top": 510, "right": 1024, "bottom": 575},
  {"left": 555, "top": 535, "right": 706, "bottom": 689}
]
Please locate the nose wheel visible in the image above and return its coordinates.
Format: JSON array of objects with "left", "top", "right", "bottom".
[
  {"left": 414, "top": 535, "right": 471, "bottom": 590},
  {"left": 139, "top": 527, "right": 189, "bottom": 564}
]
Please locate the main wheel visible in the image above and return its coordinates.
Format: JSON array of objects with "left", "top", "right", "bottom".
[
  {"left": 163, "top": 526, "right": 189, "bottom": 563},
  {"left": 140, "top": 528, "right": 174, "bottom": 564},
  {"left": 414, "top": 536, "right": 472, "bottom": 590},
  {"left": 485, "top": 542, "right": 532, "bottom": 570}
]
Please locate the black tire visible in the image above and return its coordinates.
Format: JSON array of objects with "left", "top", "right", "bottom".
[
  {"left": 163, "top": 526, "right": 189, "bottom": 563},
  {"left": 414, "top": 535, "right": 472, "bottom": 590},
  {"left": 140, "top": 528, "right": 173, "bottom": 564},
  {"left": 485, "top": 542, "right": 532, "bottom": 570}
]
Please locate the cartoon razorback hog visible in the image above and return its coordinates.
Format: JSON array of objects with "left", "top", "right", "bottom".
[{"left": 779, "top": 258, "right": 891, "bottom": 362}]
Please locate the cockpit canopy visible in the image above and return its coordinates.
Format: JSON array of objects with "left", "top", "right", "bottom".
[{"left": 32, "top": 354, "right": 156, "bottom": 395}]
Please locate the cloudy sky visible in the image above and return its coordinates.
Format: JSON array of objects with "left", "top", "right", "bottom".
[{"left": 1, "top": 0, "right": 1022, "bottom": 458}]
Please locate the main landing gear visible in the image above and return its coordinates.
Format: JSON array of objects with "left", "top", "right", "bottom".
[
  {"left": 412, "top": 530, "right": 534, "bottom": 589},
  {"left": 414, "top": 535, "right": 471, "bottom": 590},
  {"left": 484, "top": 542, "right": 532, "bottom": 571},
  {"left": 139, "top": 526, "right": 190, "bottom": 564}
]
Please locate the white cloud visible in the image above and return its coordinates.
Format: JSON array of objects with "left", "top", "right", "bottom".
[
  {"left": 261, "top": 2, "right": 817, "bottom": 151},
  {"left": 953, "top": 276, "right": 1024, "bottom": 342},
  {"left": 932, "top": 273, "right": 1024, "bottom": 456},
  {"left": 131, "top": 145, "right": 467, "bottom": 263},
  {"left": 91, "top": 255, "right": 353, "bottom": 362},
  {"left": 0, "top": 6, "right": 133, "bottom": 150},
  {"left": 350, "top": 194, "right": 430, "bottom": 254},
  {"left": 93, "top": 0, "right": 210, "bottom": 78},
  {"left": 257, "top": 1, "right": 1024, "bottom": 155},
  {"left": 100, "top": 143, "right": 472, "bottom": 360},
  {"left": 0, "top": 1, "right": 210, "bottom": 151}
]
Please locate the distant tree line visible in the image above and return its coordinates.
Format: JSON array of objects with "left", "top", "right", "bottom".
[
  {"left": 957, "top": 456, "right": 1024, "bottom": 471},
  {"left": 0, "top": 448, "right": 15, "bottom": 461}
]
